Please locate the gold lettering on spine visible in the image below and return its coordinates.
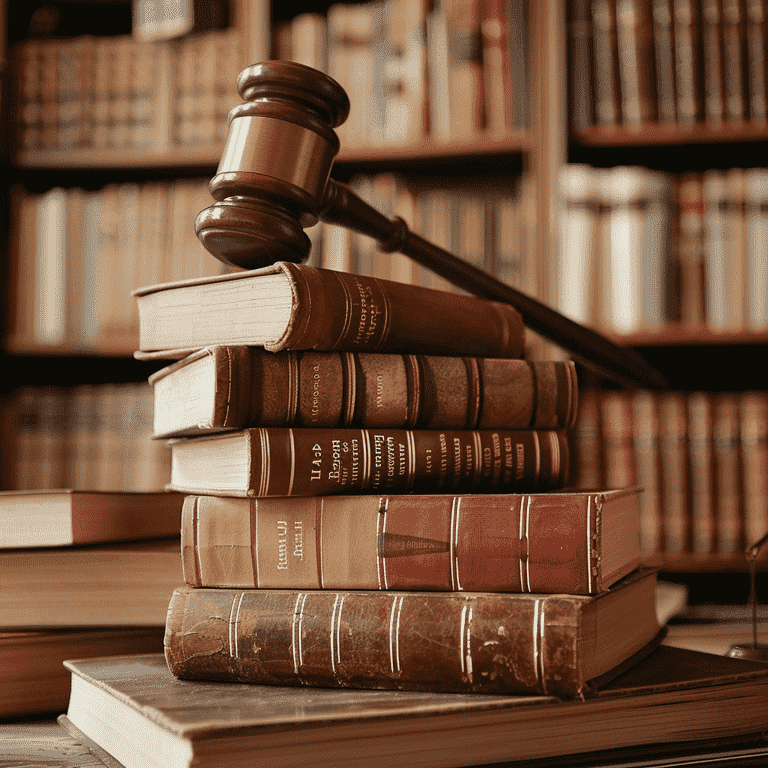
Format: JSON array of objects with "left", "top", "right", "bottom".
[
  {"left": 218, "top": 115, "right": 333, "bottom": 199},
  {"left": 451, "top": 496, "right": 462, "bottom": 591},
  {"left": 389, "top": 594, "right": 404, "bottom": 674}
]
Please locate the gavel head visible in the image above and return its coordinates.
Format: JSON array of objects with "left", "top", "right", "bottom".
[{"left": 195, "top": 61, "right": 350, "bottom": 270}]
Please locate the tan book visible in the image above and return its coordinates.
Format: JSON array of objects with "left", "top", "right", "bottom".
[
  {"left": 61, "top": 644, "right": 768, "bottom": 768},
  {"left": 0, "top": 627, "right": 164, "bottom": 719},
  {"left": 1, "top": 539, "right": 182, "bottom": 629},
  {"left": 180, "top": 487, "right": 643, "bottom": 594},
  {"left": 133, "top": 261, "right": 526, "bottom": 360},
  {"left": 712, "top": 392, "right": 745, "bottom": 554},
  {"left": 167, "top": 426, "right": 569, "bottom": 497},
  {"left": 149, "top": 347, "right": 578, "bottom": 438},
  {"left": 0, "top": 489, "right": 183, "bottom": 549}
]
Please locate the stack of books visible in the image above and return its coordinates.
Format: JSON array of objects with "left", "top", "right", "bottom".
[
  {"left": 0, "top": 488, "right": 184, "bottom": 718},
  {"left": 56, "top": 256, "right": 768, "bottom": 767}
]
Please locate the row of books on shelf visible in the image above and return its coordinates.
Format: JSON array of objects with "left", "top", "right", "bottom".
[
  {"left": 571, "top": 0, "right": 768, "bottom": 131},
  {"left": 574, "top": 387, "right": 768, "bottom": 558},
  {"left": 558, "top": 163, "right": 768, "bottom": 335},
  {"left": 7, "top": 173, "right": 536, "bottom": 354},
  {"left": 12, "top": 25, "right": 243, "bottom": 155},
  {"left": 8, "top": 179, "right": 225, "bottom": 354},
  {"left": 1, "top": 382, "right": 169, "bottom": 493},
  {"left": 273, "top": 0, "right": 528, "bottom": 148}
]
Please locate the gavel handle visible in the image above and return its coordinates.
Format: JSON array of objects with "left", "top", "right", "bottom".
[{"left": 322, "top": 179, "right": 668, "bottom": 390}]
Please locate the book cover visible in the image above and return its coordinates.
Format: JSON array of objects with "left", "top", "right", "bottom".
[
  {"left": 60, "top": 645, "right": 768, "bottom": 768},
  {"left": 1, "top": 539, "right": 182, "bottom": 629},
  {"left": 149, "top": 346, "right": 578, "bottom": 438},
  {"left": 133, "top": 261, "right": 526, "bottom": 360},
  {"left": 167, "top": 426, "right": 569, "bottom": 497},
  {"left": 0, "top": 489, "right": 183, "bottom": 549},
  {"left": 180, "top": 487, "right": 643, "bottom": 594},
  {"left": 165, "top": 569, "right": 661, "bottom": 698}
]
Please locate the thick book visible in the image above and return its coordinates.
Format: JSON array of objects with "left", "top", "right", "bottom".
[
  {"left": 133, "top": 260, "right": 526, "bottom": 360},
  {"left": 1, "top": 539, "right": 182, "bottom": 629},
  {"left": 0, "top": 489, "right": 183, "bottom": 548},
  {"left": 149, "top": 346, "right": 578, "bottom": 438},
  {"left": 60, "top": 646, "right": 768, "bottom": 768},
  {"left": 0, "top": 626, "right": 164, "bottom": 718},
  {"left": 180, "top": 487, "right": 643, "bottom": 594},
  {"left": 164, "top": 569, "right": 660, "bottom": 699},
  {"left": 167, "top": 427, "right": 569, "bottom": 497}
]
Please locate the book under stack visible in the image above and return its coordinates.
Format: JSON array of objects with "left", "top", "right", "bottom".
[{"left": 56, "top": 259, "right": 768, "bottom": 768}]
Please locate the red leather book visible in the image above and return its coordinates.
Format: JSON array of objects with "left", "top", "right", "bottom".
[
  {"left": 167, "top": 426, "right": 569, "bottom": 497},
  {"left": 180, "top": 487, "right": 643, "bottom": 594},
  {"left": 149, "top": 346, "right": 578, "bottom": 438},
  {"left": 164, "top": 568, "right": 660, "bottom": 699},
  {"left": 133, "top": 260, "right": 526, "bottom": 360}
]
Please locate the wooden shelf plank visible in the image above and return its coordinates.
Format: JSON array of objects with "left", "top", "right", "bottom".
[{"left": 574, "top": 122, "right": 768, "bottom": 148}]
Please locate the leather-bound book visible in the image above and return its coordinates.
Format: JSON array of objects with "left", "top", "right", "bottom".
[
  {"left": 180, "top": 487, "right": 643, "bottom": 594},
  {"left": 133, "top": 260, "right": 526, "bottom": 361},
  {"left": 163, "top": 568, "right": 660, "bottom": 699},
  {"left": 149, "top": 346, "right": 578, "bottom": 438},
  {"left": 166, "top": 426, "right": 569, "bottom": 497},
  {"left": 60, "top": 644, "right": 768, "bottom": 768}
]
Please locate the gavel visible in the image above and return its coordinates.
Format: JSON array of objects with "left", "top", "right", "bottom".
[{"left": 195, "top": 60, "right": 667, "bottom": 390}]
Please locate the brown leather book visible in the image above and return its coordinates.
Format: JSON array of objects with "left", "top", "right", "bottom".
[
  {"left": 149, "top": 346, "right": 578, "bottom": 438},
  {"left": 180, "top": 487, "right": 643, "bottom": 594},
  {"left": 167, "top": 426, "right": 569, "bottom": 497},
  {"left": 164, "top": 568, "right": 660, "bottom": 699},
  {"left": 133, "top": 260, "right": 526, "bottom": 361},
  {"left": 61, "top": 644, "right": 768, "bottom": 768}
]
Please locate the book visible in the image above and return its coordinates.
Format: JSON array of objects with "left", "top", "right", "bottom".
[
  {"left": 167, "top": 426, "right": 569, "bottom": 497},
  {"left": 180, "top": 487, "right": 643, "bottom": 594},
  {"left": 0, "top": 626, "right": 164, "bottom": 718},
  {"left": 1, "top": 539, "right": 182, "bottom": 628},
  {"left": 133, "top": 261, "right": 526, "bottom": 360},
  {"left": 0, "top": 489, "right": 183, "bottom": 549},
  {"left": 60, "top": 645, "right": 768, "bottom": 768},
  {"left": 165, "top": 568, "right": 660, "bottom": 698},
  {"left": 149, "top": 347, "right": 578, "bottom": 438}
]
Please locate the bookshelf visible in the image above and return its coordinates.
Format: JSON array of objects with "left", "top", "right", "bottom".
[{"left": 1, "top": 0, "right": 765, "bottom": 624}]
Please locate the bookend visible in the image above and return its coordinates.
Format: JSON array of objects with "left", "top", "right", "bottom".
[{"left": 194, "top": 60, "right": 667, "bottom": 390}]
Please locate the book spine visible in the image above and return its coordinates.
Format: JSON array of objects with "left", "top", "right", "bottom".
[
  {"left": 652, "top": 0, "right": 677, "bottom": 124},
  {"left": 169, "top": 427, "right": 569, "bottom": 497},
  {"left": 210, "top": 349, "right": 578, "bottom": 432},
  {"left": 276, "top": 262, "right": 526, "bottom": 359},
  {"left": 164, "top": 586, "right": 590, "bottom": 697},
  {"left": 181, "top": 490, "right": 615, "bottom": 594},
  {"left": 591, "top": 0, "right": 622, "bottom": 126}
]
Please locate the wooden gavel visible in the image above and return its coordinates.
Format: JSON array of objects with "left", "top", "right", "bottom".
[{"left": 195, "top": 60, "right": 667, "bottom": 390}]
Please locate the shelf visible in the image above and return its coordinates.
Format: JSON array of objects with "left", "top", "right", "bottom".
[
  {"left": 573, "top": 122, "right": 768, "bottom": 149},
  {"left": 614, "top": 326, "right": 768, "bottom": 349},
  {"left": 14, "top": 132, "right": 531, "bottom": 174},
  {"left": 652, "top": 553, "right": 768, "bottom": 573}
]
